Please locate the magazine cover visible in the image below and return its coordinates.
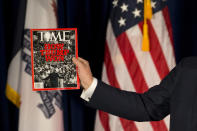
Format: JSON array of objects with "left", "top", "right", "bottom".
[{"left": 30, "top": 28, "right": 80, "bottom": 91}]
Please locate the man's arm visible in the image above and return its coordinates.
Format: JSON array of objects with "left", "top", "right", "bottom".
[
  {"left": 86, "top": 81, "right": 171, "bottom": 122},
  {"left": 73, "top": 57, "right": 182, "bottom": 122}
]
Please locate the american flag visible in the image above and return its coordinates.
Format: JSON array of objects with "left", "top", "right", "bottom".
[{"left": 94, "top": 0, "right": 175, "bottom": 131}]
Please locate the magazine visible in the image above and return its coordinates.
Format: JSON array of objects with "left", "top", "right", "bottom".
[{"left": 30, "top": 28, "right": 79, "bottom": 91}]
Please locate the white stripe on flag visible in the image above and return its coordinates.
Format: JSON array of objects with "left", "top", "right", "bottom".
[
  {"left": 102, "top": 58, "right": 110, "bottom": 84},
  {"left": 94, "top": 111, "right": 105, "bottom": 131},
  {"left": 106, "top": 22, "right": 135, "bottom": 92},
  {"left": 109, "top": 114, "right": 124, "bottom": 131},
  {"left": 164, "top": 114, "right": 170, "bottom": 130},
  {"left": 126, "top": 25, "right": 161, "bottom": 87},
  {"left": 151, "top": 11, "right": 176, "bottom": 70},
  {"left": 101, "top": 63, "right": 110, "bottom": 84}
]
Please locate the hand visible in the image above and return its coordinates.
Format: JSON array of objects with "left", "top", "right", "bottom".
[{"left": 72, "top": 57, "right": 93, "bottom": 90}]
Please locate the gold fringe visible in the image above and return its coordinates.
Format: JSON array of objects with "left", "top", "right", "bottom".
[
  {"left": 142, "top": 0, "right": 152, "bottom": 51},
  {"left": 6, "top": 84, "right": 20, "bottom": 108},
  {"left": 142, "top": 23, "right": 150, "bottom": 51},
  {"left": 146, "top": 0, "right": 152, "bottom": 19}
]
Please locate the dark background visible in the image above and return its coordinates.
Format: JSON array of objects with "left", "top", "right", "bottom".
[{"left": 1, "top": 0, "right": 197, "bottom": 131}]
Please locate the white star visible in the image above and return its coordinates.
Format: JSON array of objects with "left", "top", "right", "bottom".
[
  {"left": 137, "top": 0, "right": 143, "bottom": 4},
  {"left": 120, "top": 3, "right": 128, "bottom": 12},
  {"left": 118, "top": 17, "right": 126, "bottom": 27},
  {"left": 112, "top": 0, "right": 118, "bottom": 8},
  {"left": 132, "top": 8, "right": 141, "bottom": 18},
  {"left": 151, "top": 1, "right": 156, "bottom": 9}
]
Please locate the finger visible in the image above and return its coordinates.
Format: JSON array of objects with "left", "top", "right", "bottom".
[
  {"left": 72, "top": 57, "right": 81, "bottom": 66},
  {"left": 78, "top": 57, "right": 89, "bottom": 65}
]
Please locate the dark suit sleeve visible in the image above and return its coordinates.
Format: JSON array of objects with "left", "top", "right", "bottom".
[{"left": 86, "top": 60, "right": 184, "bottom": 122}]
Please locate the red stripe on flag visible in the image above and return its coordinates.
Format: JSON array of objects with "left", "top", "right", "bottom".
[
  {"left": 99, "top": 111, "right": 110, "bottom": 131},
  {"left": 151, "top": 121, "right": 169, "bottom": 131},
  {"left": 119, "top": 118, "right": 139, "bottom": 131},
  {"left": 162, "top": 7, "right": 174, "bottom": 51},
  {"left": 116, "top": 33, "right": 168, "bottom": 131},
  {"left": 104, "top": 43, "right": 120, "bottom": 88},
  {"left": 138, "top": 21, "right": 170, "bottom": 79},
  {"left": 104, "top": 43, "right": 138, "bottom": 131}
]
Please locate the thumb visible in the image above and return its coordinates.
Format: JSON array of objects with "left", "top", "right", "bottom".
[{"left": 72, "top": 57, "right": 81, "bottom": 66}]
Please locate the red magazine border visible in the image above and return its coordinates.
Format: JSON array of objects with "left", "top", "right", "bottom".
[{"left": 30, "top": 28, "right": 80, "bottom": 91}]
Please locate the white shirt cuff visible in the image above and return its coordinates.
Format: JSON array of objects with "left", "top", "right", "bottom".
[{"left": 80, "top": 78, "right": 98, "bottom": 102}]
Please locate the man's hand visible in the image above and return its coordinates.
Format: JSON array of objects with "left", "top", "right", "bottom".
[{"left": 72, "top": 57, "right": 93, "bottom": 90}]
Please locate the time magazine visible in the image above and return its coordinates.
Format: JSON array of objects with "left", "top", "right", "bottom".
[{"left": 30, "top": 28, "right": 80, "bottom": 91}]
